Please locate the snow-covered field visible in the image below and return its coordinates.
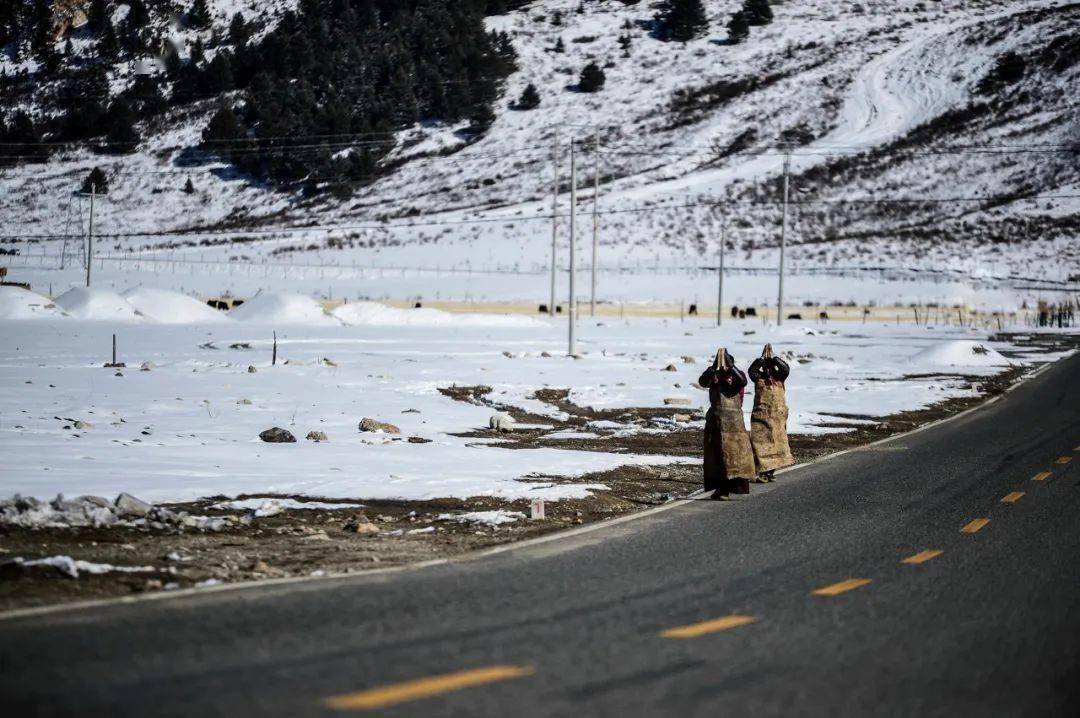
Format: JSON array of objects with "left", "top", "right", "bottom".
[{"left": 0, "top": 285, "right": 1062, "bottom": 507}]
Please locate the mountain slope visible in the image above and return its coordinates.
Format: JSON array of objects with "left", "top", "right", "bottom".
[{"left": 1, "top": 0, "right": 1077, "bottom": 300}]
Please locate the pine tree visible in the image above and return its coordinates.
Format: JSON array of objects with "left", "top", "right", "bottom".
[
  {"left": 80, "top": 167, "right": 109, "bottom": 194},
  {"left": 553, "top": 37, "right": 565, "bottom": 53},
  {"left": 743, "top": 0, "right": 773, "bottom": 26},
  {"left": 190, "top": 37, "right": 205, "bottom": 65},
  {"left": 183, "top": 177, "right": 195, "bottom": 194},
  {"left": 88, "top": 0, "right": 109, "bottom": 35},
  {"left": 203, "top": 53, "right": 234, "bottom": 92},
  {"left": 98, "top": 17, "right": 119, "bottom": 59},
  {"left": 30, "top": 0, "right": 53, "bottom": 61},
  {"left": 655, "top": 0, "right": 709, "bottom": 42},
  {"left": 468, "top": 103, "right": 496, "bottom": 134},
  {"left": 202, "top": 104, "right": 245, "bottom": 144},
  {"left": 126, "top": 75, "right": 165, "bottom": 116},
  {"left": 121, "top": 0, "right": 149, "bottom": 54},
  {"left": 189, "top": 0, "right": 211, "bottom": 30},
  {"left": 105, "top": 98, "right": 140, "bottom": 153},
  {"left": 516, "top": 83, "right": 540, "bottom": 110},
  {"left": 229, "top": 12, "right": 250, "bottom": 45},
  {"left": 578, "top": 62, "right": 605, "bottom": 92},
  {"left": 727, "top": 11, "right": 750, "bottom": 43},
  {"left": 127, "top": 0, "right": 149, "bottom": 27}
]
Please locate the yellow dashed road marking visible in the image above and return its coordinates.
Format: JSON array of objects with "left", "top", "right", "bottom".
[
  {"left": 1032, "top": 471, "right": 1051, "bottom": 482},
  {"left": 661, "top": 615, "right": 757, "bottom": 638},
  {"left": 961, "top": 518, "right": 990, "bottom": 534},
  {"left": 1055, "top": 456, "right": 1072, "bottom": 465},
  {"left": 1001, "top": 491, "right": 1025, "bottom": 504},
  {"left": 812, "top": 578, "right": 872, "bottom": 596},
  {"left": 901, "top": 550, "right": 943, "bottom": 565},
  {"left": 323, "top": 666, "right": 535, "bottom": 711}
]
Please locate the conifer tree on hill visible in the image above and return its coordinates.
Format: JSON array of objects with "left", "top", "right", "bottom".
[
  {"left": 189, "top": 0, "right": 212, "bottom": 30},
  {"left": 655, "top": 0, "right": 709, "bottom": 43},
  {"left": 727, "top": 10, "right": 750, "bottom": 43},
  {"left": 80, "top": 166, "right": 109, "bottom": 194},
  {"left": 743, "top": 0, "right": 774, "bottom": 26},
  {"left": 578, "top": 61, "right": 606, "bottom": 92},
  {"left": 516, "top": 83, "right": 540, "bottom": 110}
]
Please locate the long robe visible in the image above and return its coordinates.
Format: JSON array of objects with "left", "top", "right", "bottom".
[
  {"left": 749, "top": 379, "right": 795, "bottom": 473},
  {"left": 703, "top": 391, "right": 757, "bottom": 490}
]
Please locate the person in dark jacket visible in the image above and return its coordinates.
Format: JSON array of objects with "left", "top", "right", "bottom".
[
  {"left": 748, "top": 344, "right": 795, "bottom": 482},
  {"left": 699, "top": 348, "right": 756, "bottom": 500}
]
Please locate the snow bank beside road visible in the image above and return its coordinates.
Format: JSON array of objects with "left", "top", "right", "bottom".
[
  {"left": 123, "top": 287, "right": 229, "bottom": 324},
  {"left": 53, "top": 287, "right": 142, "bottom": 321},
  {"left": 0, "top": 286, "right": 67, "bottom": 320},
  {"left": 912, "top": 340, "right": 1011, "bottom": 368},
  {"left": 228, "top": 292, "right": 340, "bottom": 325}
]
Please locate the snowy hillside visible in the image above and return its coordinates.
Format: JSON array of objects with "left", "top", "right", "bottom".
[{"left": 1, "top": 0, "right": 1078, "bottom": 306}]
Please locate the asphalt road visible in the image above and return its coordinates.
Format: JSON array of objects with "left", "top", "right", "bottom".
[{"left": 2, "top": 354, "right": 1079, "bottom": 717}]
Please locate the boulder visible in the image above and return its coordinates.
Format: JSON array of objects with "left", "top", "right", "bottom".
[
  {"left": 115, "top": 492, "right": 153, "bottom": 516},
  {"left": 306, "top": 431, "right": 329, "bottom": 442},
  {"left": 79, "top": 495, "right": 112, "bottom": 509},
  {"left": 359, "top": 418, "right": 400, "bottom": 434},
  {"left": 260, "top": 427, "right": 296, "bottom": 443},
  {"left": 14, "top": 495, "right": 41, "bottom": 512},
  {"left": 663, "top": 364, "right": 678, "bottom": 372},
  {"left": 73, "top": 420, "right": 92, "bottom": 430},
  {"left": 247, "top": 365, "right": 257, "bottom": 373},
  {"left": 140, "top": 361, "right": 154, "bottom": 371},
  {"left": 663, "top": 398, "right": 693, "bottom": 406},
  {"left": 489, "top": 413, "right": 517, "bottom": 432}
]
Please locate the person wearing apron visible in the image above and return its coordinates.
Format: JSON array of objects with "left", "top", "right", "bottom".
[
  {"left": 748, "top": 344, "right": 795, "bottom": 482},
  {"left": 699, "top": 348, "right": 756, "bottom": 500}
]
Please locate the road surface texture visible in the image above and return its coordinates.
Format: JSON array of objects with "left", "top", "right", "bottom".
[{"left": 3, "top": 354, "right": 1078, "bottom": 717}]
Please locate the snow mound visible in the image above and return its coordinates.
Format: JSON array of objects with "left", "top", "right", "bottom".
[
  {"left": 209, "top": 498, "right": 364, "bottom": 513},
  {"left": 123, "top": 287, "right": 229, "bottom": 324},
  {"left": 437, "top": 509, "right": 526, "bottom": 526},
  {"left": 228, "top": 292, "right": 340, "bottom": 325},
  {"left": 53, "top": 287, "right": 142, "bottom": 321},
  {"left": 912, "top": 340, "right": 1011, "bottom": 368},
  {"left": 332, "top": 301, "right": 543, "bottom": 328},
  {"left": 0, "top": 286, "right": 69, "bottom": 319},
  {"left": 11, "top": 555, "right": 155, "bottom": 579}
]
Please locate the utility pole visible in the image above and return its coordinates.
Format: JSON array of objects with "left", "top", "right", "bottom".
[
  {"left": 550, "top": 131, "right": 559, "bottom": 316},
  {"left": 777, "top": 151, "right": 791, "bottom": 326},
  {"left": 590, "top": 130, "right": 600, "bottom": 317},
  {"left": 86, "top": 182, "right": 96, "bottom": 288},
  {"left": 717, "top": 215, "right": 726, "bottom": 327},
  {"left": 568, "top": 139, "right": 578, "bottom": 356}
]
